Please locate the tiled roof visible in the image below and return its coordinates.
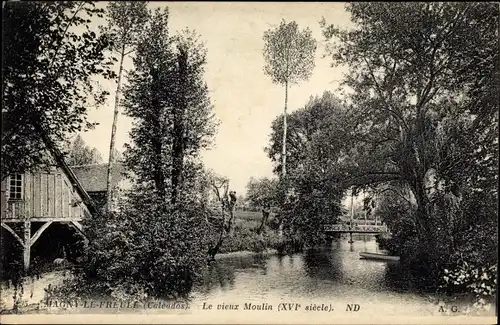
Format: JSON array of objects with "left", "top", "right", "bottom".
[
  {"left": 70, "top": 163, "right": 130, "bottom": 193},
  {"left": 38, "top": 132, "right": 98, "bottom": 214}
]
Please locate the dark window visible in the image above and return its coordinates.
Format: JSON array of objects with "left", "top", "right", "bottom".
[{"left": 9, "top": 174, "right": 23, "bottom": 200}]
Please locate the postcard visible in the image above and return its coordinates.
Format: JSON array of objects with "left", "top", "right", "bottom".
[{"left": 1, "top": 1, "right": 497, "bottom": 324}]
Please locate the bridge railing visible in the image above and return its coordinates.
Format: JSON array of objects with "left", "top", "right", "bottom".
[{"left": 324, "top": 224, "right": 388, "bottom": 233}]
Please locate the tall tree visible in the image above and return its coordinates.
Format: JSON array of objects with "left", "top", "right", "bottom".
[
  {"left": 263, "top": 20, "right": 316, "bottom": 177},
  {"left": 267, "top": 92, "right": 347, "bottom": 241},
  {"left": 103, "top": 1, "right": 149, "bottom": 213},
  {"left": 2, "top": 1, "right": 115, "bottom": 179},
  {"left": 170, "top": 30, "right": 213, "bottom": 204},
  {"left": 82, "top": 7, "right": 218, "bottom": 297},
  {"left": 65, "top": 135, "right": 103, "bottom": 166},
  {"left": 321, "top": 3, "right": 498, "bottom": 268}
]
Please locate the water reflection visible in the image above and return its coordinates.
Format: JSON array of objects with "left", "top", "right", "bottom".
[
  {"left": 191, "top": 238, "right": 462, "bottom": 312},
  {"left": 303, "top": 248, "right": 344, "bottom": 282},
  {"left": 196, "top": 254, "right": 268, "bottom": 294}
]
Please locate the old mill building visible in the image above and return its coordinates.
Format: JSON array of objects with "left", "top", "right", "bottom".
[{"left": 1, "top": 135, "right": 127, "bottom": 271}]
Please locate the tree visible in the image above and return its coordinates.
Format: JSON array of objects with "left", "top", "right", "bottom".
[
  {"left": 123, "top": 6, "right": 216, "bottom": 222},
  {"left": 267, "top": 92, "right": 350, "bottom": 176},
  {"left": 170, "top": 30, "right": 215, "bottom": 204},
  {"left": 83, "top": 7, "right": 217, "bottom": 298},
  {"left": 205, "top": 171, "right": 237, "bottom": 260},
  {"left": 235, "top": 194, "right": 247, "bottom": 210},
  {"left": 321, "top": 3, "right": 498, "bottom": 274},
  {"left": 246, "top": 177, "right": 278, "bottom": 209},
  {"left": 110, "top": 148, "right": 123, "bottom": 163},
  {"left": 245, "top": 177, "right": 278, "bottom": 233},
  {"left": 2, "top": 1, "right": 115, "bottom": 179},
  {"left": 65, "top": 135, "right": 103, "bottom": 166},
  {"left": 103, "top": 1, "right": 149, "bottom": 213},
  {"left": 266, "top": 92, "right": 346, "bottom": 242},
  {"left": 263, "top": 20, "right": 316, "bottom": 177}
]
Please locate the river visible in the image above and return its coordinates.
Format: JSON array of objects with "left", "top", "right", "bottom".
[
  {"left": 188, "top": 235, "right": 494, "bottom": 317},
  {"left": 1, "top": 235, "right": 496, "bottom": 318}
]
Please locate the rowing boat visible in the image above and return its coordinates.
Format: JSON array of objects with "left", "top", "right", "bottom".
[{"left": 359, "top": 252, "right": 400, "bottom": 261}]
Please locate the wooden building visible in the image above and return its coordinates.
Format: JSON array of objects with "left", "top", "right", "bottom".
[
  {"left": 71, "top": 163, "right": 129, "bottom": 213},
  {"left": 1, "top": 137, "right": 98, "bottom": 271}
]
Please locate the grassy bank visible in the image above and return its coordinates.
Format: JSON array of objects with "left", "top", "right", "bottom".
[
  {"left": 218, "top": 212, "right": 305, "bottom": 256},
  {"left": 217, "top": 215, "right": 281, "bottom": 254}
]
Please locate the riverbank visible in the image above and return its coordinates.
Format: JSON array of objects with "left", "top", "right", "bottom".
[
  {"left": 2, "top": 239, "right": 495, "bottom": 317},
  {"left": 0, "top": 248, "right": 277, "bottom": 314},
  {"left": 216, "top": 218, "right": 281, "bottom": 254},
  {"left": 215, "top": 249, "right": 278, "bottom": 260}
]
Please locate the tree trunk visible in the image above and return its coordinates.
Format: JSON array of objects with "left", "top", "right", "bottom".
[
  {"left": 150, "top": 68, "right": 166, "bottom": 200},
  {"left": 407, "top": 164, "right": 438, "bottom": 271},
  {"left": 227, "top": 206, "right": 235, "bottom": 235},
  {"left": 277, "top": 81, "right": 289, "bottom": 238},
  {"left": 171, "top": 47, "right": 188, "bottom": 205},
  {"left": 414, "top": 179, "right": 432, "bottom": 241},
  {"left": 208, "top": 195, "right": 228, "bottom": 261},
  {"left": 106, "top": 46, "right": 126, "bottom": 213},
  {"left": 281, "top": 81, "right": 288, "bottom": 177},
  {"left": 257, "top": 208, "right": 270, "bottom": 234}
]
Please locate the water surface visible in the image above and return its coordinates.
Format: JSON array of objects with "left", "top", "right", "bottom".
[
  {"left": 1, "top": 236, "right": 495, "bottom": 317},
  {"left": 187, "top": 236, "right": 492, "bottom": 317}
]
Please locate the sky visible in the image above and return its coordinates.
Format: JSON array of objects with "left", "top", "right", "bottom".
[{"left": 80, "top": 2, "right": 353, "bottom": 195}]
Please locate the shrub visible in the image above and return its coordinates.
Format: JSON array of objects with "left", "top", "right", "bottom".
[
  {"left": 217, "top": 219, "right": 278, "bottom": 254},
  {"left": 442, "top": 263, "right": 497, "bottom": 309},
  {"left": 81, "top": 192, "right": 210, "bottom": 300}
]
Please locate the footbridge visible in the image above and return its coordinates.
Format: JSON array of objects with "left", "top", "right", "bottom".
[{"left": 324, "top": 224, "right": 388, "bottom": 234}]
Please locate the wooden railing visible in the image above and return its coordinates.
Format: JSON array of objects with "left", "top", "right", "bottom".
[
  {"left": 324, "top": 224, "right": 388, "bottom": 233},
  {"left": 3, "top": 200, "right": 26, "bottom": 220}
]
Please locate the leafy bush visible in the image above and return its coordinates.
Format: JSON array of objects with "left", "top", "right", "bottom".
[
  {"left": 81, "top": 191, "right": 211, "bottom": 300},
  {"left": 217, "top": 220, "right": 278, "bottom": 254},
  {"left": 442, "top": 263, "right": 497, "bottom": 309}
]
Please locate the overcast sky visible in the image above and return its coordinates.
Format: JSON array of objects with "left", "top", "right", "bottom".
[{"left": 80, "top": 2, "right": 352, "bottom": 195}]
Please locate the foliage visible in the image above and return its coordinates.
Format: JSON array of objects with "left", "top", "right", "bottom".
[
  {"left": 245, "top": 177, "right": 279, "bottom": 210},
  {"left": 263, "top": 20, "right": 317, "bottom": 86},
  {"left": 280, "top": 174, "right": 342, "bottom": 246},
  {"left": 319, "top": 2, "right": 498, "bottom": 276},
  {"left": 267, "top": 92, "right": 346, "bottom": 244},
  {"left": 320, "top": 1, "right": 498, "bottom": 195},
  {"left": 442, "top": 263, "right": 497, "bottom": 309},
  {"left": 101, "top": 1, "right": 150, "bottom": 54},
  {"left": 64, "top": 135, "right": 103, "bottom": 166},
  {"left": 217, "top": 219, "right": 281, "bottom": 254},
  {"left": 84, "top": 190, "right": 211, "bottom": 299},
  {"left": 82, "top": 6, "right": 217, "bottom": 299},
  {"left": 122, "top": 10, "right": 216, "bottom": 200},
  {"left": 234, "top": 194, "right": 248, "bottom": 211},
  {"left": 267, "top": 92, "right": 350, "bottom": 176},
  {"left": 2, "top": 1, "right": 116, "bottom": 179},
  {"left": 245, "top": 177, "right": 280, "bottom": 233},
  {"left": 263, "top": 19, "right": 317, "bottom": 176},
  {"left": 101, "top": 1, "right": 150, "bottom": 212},
  {"left": 372, "top": 186, "right": 416, "bottom": 254}
]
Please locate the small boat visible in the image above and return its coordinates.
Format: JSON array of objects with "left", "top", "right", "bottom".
[{"left": 359, "top": 252, "right": 400, "bottom": 261}]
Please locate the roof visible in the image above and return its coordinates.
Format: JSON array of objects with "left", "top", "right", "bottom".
[
  {"left": 39, "top": 131, "right": 98, "bottom": 215},
  {"left": 71, "top": 163, "right": 129, "bottom": 193}
]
